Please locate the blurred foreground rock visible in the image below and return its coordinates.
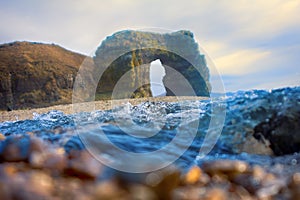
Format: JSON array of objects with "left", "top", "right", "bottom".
[{"left": 0, "top": 135, "right": 300, "bottom": 199}]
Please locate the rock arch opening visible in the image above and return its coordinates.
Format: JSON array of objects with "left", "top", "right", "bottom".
[{"left": 149, "top": 59, "right": 166, "bottom": 97}]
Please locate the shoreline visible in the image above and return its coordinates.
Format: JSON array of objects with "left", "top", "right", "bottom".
[{"left": 0, "top": 96, "right": 207, "bottom": 122}]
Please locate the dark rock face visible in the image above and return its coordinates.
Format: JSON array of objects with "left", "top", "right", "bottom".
[
  {"left": 93, "top": 30, "right": 210, "bottom": 99},
  {"left": 0, "top": 41, "right": 89, "bottom": 110},
  {"left": 226, "top": 87, "right": 300, "bottom": 156},
  {"left": 254, "top": 99, "right": 300, "bottom": 155},
  {"left": 216, "top": 87, "right": 300, "bottom": 156}
]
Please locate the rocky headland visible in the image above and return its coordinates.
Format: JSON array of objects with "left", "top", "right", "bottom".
[{"left": 1, "top": 30, "right": 211, "bottom": 110}]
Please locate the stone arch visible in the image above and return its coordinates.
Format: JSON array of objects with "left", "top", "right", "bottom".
[{"left": 93, "top": 30, "right": 211, "bottom": 100}]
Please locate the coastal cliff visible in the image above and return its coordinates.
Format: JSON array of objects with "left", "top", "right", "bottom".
[{"left": 0, "top": 41, "right": 89, "bottom": 110}]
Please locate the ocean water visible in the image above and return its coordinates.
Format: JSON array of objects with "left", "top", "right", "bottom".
[{"left": 0, "top": 86, "right": 299, "bottom": 171}]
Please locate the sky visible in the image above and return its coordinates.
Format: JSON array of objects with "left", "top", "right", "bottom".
[{"left": 0, "top": 0, "right": 299, "bottom": 92}]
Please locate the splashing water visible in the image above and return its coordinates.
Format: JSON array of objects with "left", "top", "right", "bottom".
[{"left": 0, "top": 87, "right": 299, "bottom": 170}]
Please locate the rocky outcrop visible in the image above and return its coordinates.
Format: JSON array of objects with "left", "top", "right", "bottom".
[
  {"left": 220, "top": 87, "right": 300, "bottom": 156},
  {"left": 93, "top": 30, "right": 210, "bottom": 99},
  {"left": 253, "top": 88, "right": 300, "bottom": 155},
  {"left": 0, "top": 41, "right": 91, "bottom": 110}
]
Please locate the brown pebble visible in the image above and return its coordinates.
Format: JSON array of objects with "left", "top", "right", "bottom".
[
  {"left": 0, "top": 133, "right": 5, "bottom": 141},
  {"left": 130, "top": 184, "right": 158, "bottom": 200},
  {"left": 94, "top": 180, "right": 129, "bottom": 199},
  {"left": 29, "top": 151, "right": 67, "bottom": 172},
  {"left": 292, "top": 173, "right": 300, "bottom": 185},
  {"left": 150, "top": 167, "right": 181, "bottom": 200},
  {"left": 3, "top": 164, "right": 18, "bottom": 177},
  {"left": 0, "top": 136, "right": 31, "bottom": 162},
  {"left": 182, "top": 166, "right": 210, "bottom": 186},
  {"left": 233, "top": 174, "right": 259, "bottom": 194},
  {"left": 66, "top": 150, "right": 102, "bottom": 179},
  {"left": 202, "top": 160, "right": 249, "bottom": 175},
  {"left": 29, "top": 137, "right": 45, "bottom": 153},
  {"left": 173, "top": 186, "right": 207, "bottom": 200},
  {"left": 289, "top": 172, "right": 300, "bottom": 199},
  {"left": 27, "top": 171, "right": 54, "bottom": 197},
  {"left": 204, "top": 187, "right": 227, "bottom": 200},
  {"left": 256, "top": 173, "right": 284, "bottom": 199},
  {"left": 183, "top": 166, "right": 203, "bottom": 184},
  {"left": 252, "top": 165, "right": 266, "bottom": 181}
]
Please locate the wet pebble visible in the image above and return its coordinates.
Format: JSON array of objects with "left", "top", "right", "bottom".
[
  {"left": 201, "top": 160, "right": 249, "bottom": 176},
  {"left": 0, "top": 135, "right": 31, "bottom": 162},
  {"left": 148, "top": 167, "right": 181, "bottom": 200},
  {"left": 93, "top": 180, "right": 130, "bottom": 200},
  {"left": 289, "top": 172, "right": 300, "bottom": 199},
  {"left": 183, "top": 165, "right": 210, "bottom": 185},
  {"left": 204, "top": 187, "right": 228, "bottom": 200},
  {"left": 29, "top": 150, "right": 67, "bottom": 172},
  {"left": 65, "top": 150, "right": 103, "bottom": 179},
  {"left": 0, "top": 133, "right": 5, "bottom": 141}
]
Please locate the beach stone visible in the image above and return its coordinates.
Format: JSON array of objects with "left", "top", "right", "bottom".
[
  {"left": 150, "top": 168, "right": 181, "bottom": 200},
  {"left": 256, "top": 180, "right": 285, "bottom": 199},
  {"left": 94, "top": 180, "right": 128, "bottom": 199},
  {"left": 173, "top": 187, "right": 207, "bottom": 200},
  {"left": 183, "top": 165, "right": 210, "bottom": 185},
  {"left": 204, "top": 187, "right": 227, "bottom": 200},
  {"left": 65, "top": 150, "right": 102, "bottom": 179},
  {"left": 289, "top": 172, "right": 300, "bottom": 199},
  {"left": 0, "top": 133, "right": 5, "bottom": 141},
  {"left": 201, "top": 160, "right": 249, "bottom": 176},
  {"left": 0, "top": 135, "right": 31, "bottom": 162},
  {"left": 29, "top": 137, "right": 46, "bottom": 153},
  {"left": 183, "top": 166, "right": 202, "bottom": 184},
  {"left": 1, "top": 163, "right": 19, "bottom": 177},
  {"left": 29, "top": 150, "right": 67, "bottom": 172},
  {"left": 129, "top": 184, "right": 158, "bottom": 200},
  {"left": 26, "top": 171, "right": 54, "bottom": 197},
  {"left": 233, "top": 174, "right": 260, "bottom": 194},
  {"left": 0, "top": 167, "right": 54, "bottom": 200},
  {"left": 233, "top": 165, "right": 266, "bottom": 193},
  {"left": 233, "top": 165, "right": 285, "bottom": 199},
  {"left": 0, "top": 135, "right": 49, "bottom": 163}
]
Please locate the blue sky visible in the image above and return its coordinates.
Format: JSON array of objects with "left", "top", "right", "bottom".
[{"left": 0, "top": 0, "right": 299, "bottom": 92}]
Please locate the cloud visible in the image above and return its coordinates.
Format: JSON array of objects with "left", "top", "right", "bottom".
[
  {"left": 0, "top": 0, "right": 299, "bottom": 91},
  {"left": 201, "top": 41, "right": 227, "bottom": 58},
  {"left": 213, "top": 49, "right": 271, "bottom": 75},
  {"left": 229, "top": 0, "right": 300, "bottom": 40}
]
